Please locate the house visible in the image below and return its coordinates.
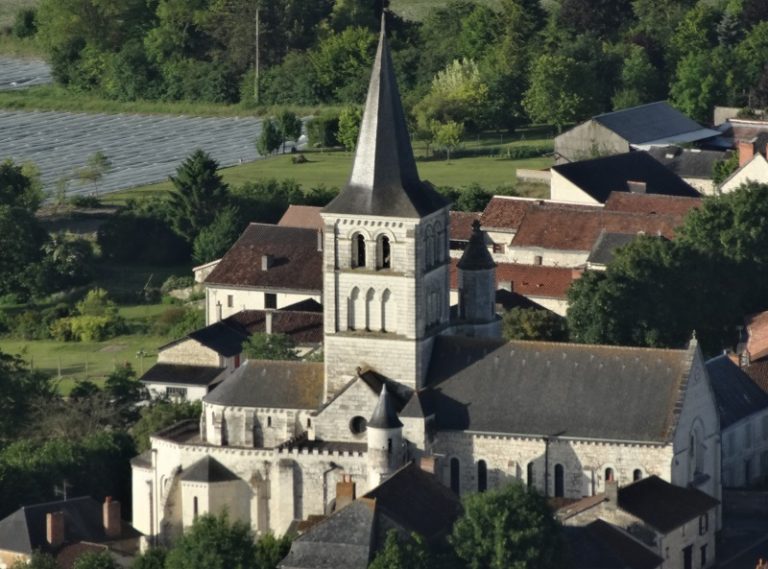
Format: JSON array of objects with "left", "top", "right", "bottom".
[
  {"left": 559, "top": 477, "right": 719, "bottom": 569},
  {"left": 554, "top": 102, "right": 719, "bottom": 164},
  {"left": 720, "top": 135, "right": 768, "bottom": 193},
  {"left": 132, "top": 18, "right": 722, "bottom": 548},
  {"left": 550, "top": 152, "right": 701, "bottom": 206},
  {"left": 203, "top": 223, "right": 323, "bottom": 324},
  {"left": 647, "top": 146, "right": 727, "bottom": 195},
  {"left": 706, "top": 355, "right": 768, "bottom": 488},
  {"left": 0, "top": 497, "right": 137, "bottom": 569},
  {"left": 278, "top": 462, "right": 461, "bottom": 569}
]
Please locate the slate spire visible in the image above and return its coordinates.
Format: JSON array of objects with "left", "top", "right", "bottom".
[
  {"left": 322, "top": 13, "right": 448, "bottom": 218},
  {"left": 457, "top": 220, "right": 496, "bottom": 270},
  {"left": 368, "top": 384, "right": 403, "bottom": 429}
]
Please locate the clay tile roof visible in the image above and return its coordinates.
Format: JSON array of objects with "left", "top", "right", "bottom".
[
  {"left": 746, "top": 310, "right": 768, "bottom": 362},
  {"left": 480, "top": 197, "right": 534, "bottom": 230},
  {"left": 744, "top": 359, "right": 768, "bottom": 394},
  {"left": 604, "top": 192, "right": 702, "bottom": 216},
  {"left": 205, "top": 223, "right": 322, "bottom": 291},
  {"left": 511, "top": 207, "right": 686, "bottom": 251},
  {"left": 451, "top": 260, "right": 574, "bottom": 299},
  {"left": 226, "top": 309, "right": 323, "bottom": 344},
  {"left": 278, "top": 205, "right": 323, "bottom": 230},
  {"left": 449, "top": 211, "right": 481, "bottom": 241}
]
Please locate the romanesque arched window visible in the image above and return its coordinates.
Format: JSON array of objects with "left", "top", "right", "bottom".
[
  {"left": 381, "top": 289, "right": 392, "bottom": 332},
  {"left": 450, "top": 457, "right": 460, "bottom": 494},
  {"left": 353, "top": 234, "right": 366, "bottom": 268},
  {"left": 554, "top": 464, "right": 565, "bottom": 498},
  {"left": 633, "top": 469, "right": 643, "bottom": 482},
  {"left": 527, "top": 462, "right": 534, "bottom": 488},
  {"left": 377, "top": 235, "right": 391, "bottom": 269},
  {"left": 365, "top": 288, "right": 377, "bottom": 331},
  {"left": 348, "top": 287, "right": 360, "bottom": 330},
  {"left": 477, "top": 460, "right": 488, "bottom": 492},
  {"left": 604, "top": 467, "right": 614, "bottom": 483}
]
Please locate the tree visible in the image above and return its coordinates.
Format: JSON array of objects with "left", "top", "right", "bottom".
[
  {"left": 132, "top": 548, "right": 167, "bottom": 569},
  {"left": 368, "top": 530, "right": 436, "bottom": 569},
  {"left": 454, "top": 183, "right": 491, "bottom": 212},
  {"left": 12, "top": 553, "right": 57, "bottom": 569},
  {"left": 253, "top": 533, "right": 292, "bottom": 569},
  {"left": 670, "top": 49, "right": 731, "bottom": 123},
  {"left": 337, "top": 105, "right": 362, "bottom": 152},
  {"left": 502, "top": 308, "right": 568, "bottom": 342},
  {"left": 712, "top": 152, "right": 739, "bottom": 185},
  {"left": 257, "top": 119, "right": 282, "bottom": 157},
  {"left": 432, "top": 120, "right": 464, "bottom": 162},
  {"left": 0, "top": 159, "right": 44, "bottom": 212},
  {"left": 168, "top": 149, "right": 229, "bottom": 244},
  {"left": 0, "top": 351, "right": 54, "bottom": 442},
  {"left": 131, "top": 400, "right": 201, "bottom": 452},
  {"left": 276, "top": 110, "right": 303, "bottom": 154},
  {"left": 0, "top": 205, "right": 48, "bottom": 298},
  {"left": 451, "top": 482, "right": 565, "bottom": 569},
  {"left": 165, "top": 514, "right": 256, "bottom": 569},
  {"left": 192, "top": 207, "right": 243, "bottom": 265},
  {"left": 75, "top": 151, "right": 112, "bottom": 192},
  {"left": 242, "top": 333, "right": 299, "bottom": 361},
  {"left": 558, "top": 0, "right": 633, "bottom": 39},
  {"left": 309, "top": 26, "right": 378, "bottom": 103},
  {"left": 612, "top": 45, "right": 663, "bottom": 110},
  {"left": 104, "top": 364, "right": 146, "bottom": 424},
  {"left": 72, "top": 551, "right": 117, "bottom": 569}
]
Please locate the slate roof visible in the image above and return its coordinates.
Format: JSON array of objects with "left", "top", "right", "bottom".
[
  {"left": 322, "top": 21, "right": 448, "bottom": 219},
  {"left": 139, "top": 363, "right": 226, "bottom": 386},
  {"left": 180, "top": 456, "right": 239, "bottom": 483},
  {"left": 226, "top": 309, "right": 324, "bottom": 345},
  {"left": 587, "top": 232, "right": 642, "bottom": 266},
  {"left": 646, "top": 146, "right": 726, "bottom": 179},
  {"left": 552, "top": 152, "right": 701, "bottom": 204},
  {"left": 706, "top": 354, "right": 768, "bottom": 429},
  {"left": 581, "top": 521, "right": 662, "bottom": 569},
  {"left": 204, "top": 360, "right": 324, "bottom": 410},
  {"left": 0, "top": 497, "right": 106, "bottom": 555},
  {"left": 494, "top": 289, "right": 548, "bottom": 311},
  {"left": 457, "top": 221, "right": 495, "bottom": 270},
  {"left": 368, "top": 385, "right": 403, "bottom": 429},
  {"left": 278, "top": 205, "right": 323, "bottom": 230},
  {"left": 205, "top": 223, "right": 322, "bottom": 291},
  {"left": 603, "top": 192, "right": 702, "bottom": 216},
  {"left": 420, "top": 336, "right": 694, "bottom": 442},
  {"left": 618, "top": 476, "right": 719, "bottom": 532},
  {"left": 449, "top": 211, "right": 481, "bottom": 241},
  {"left": 592, "top": 102, "right": 718, "bottom": 145}
]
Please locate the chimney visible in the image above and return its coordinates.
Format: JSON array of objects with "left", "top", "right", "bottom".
[
  {"left": 46, "top": 511, "right": 65, "bottom": 547},
  {"left": 419, "top": 455, "right": 437, "bottom": 474},
  {"left": 605, "top": 480, "right": 619, "bottom": 510},
  {"left": 317, "top": 230, "right": 323, "bottom": 252},
  {"left": 261, "top": 254, "right": 273, "bottom": 271},
  {"left": 571, "top": 268, "right": 584, "bottom": 280},
  {"left": 336, "top": 475, "right": 356, "bottom": 510},
  {"left": 265, "top": 311, "right": 273, "bottom": 335},
  {"left": 627, "top": 180, "right": 646, "bottom": 194},
  {"left": 739, "top": 140, "right": 755, "bottom": 167},
  {"left": 103, "top": 497, "right": 121, "bottom": 539}
]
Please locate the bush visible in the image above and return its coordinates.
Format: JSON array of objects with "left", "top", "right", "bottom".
[
  {"left": 161, "top": 276, "right": 195, "bottom": 295},
  {"left": 13, "top": 8, "right": 37, "bottom": 39},
  {"left": 503, "top": 144, "right": 554, "bottom": 160},
  {"left": 51, "top": 314, "right": 126, "bottom": 342},
  {"left": 307, "top": 111, "right": 341, "bottom": 148},
  {"left": 69, "top": 195, "right": 103, "bottom": 208}
]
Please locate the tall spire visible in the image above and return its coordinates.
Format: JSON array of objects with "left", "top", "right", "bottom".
[{"left": 322, "top": 12, "right": 448, "bottom": 218}]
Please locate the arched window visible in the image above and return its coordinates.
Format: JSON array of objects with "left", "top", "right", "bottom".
[
  {"left": 477, "top": 460, "right": 488, "bottom": 492},
  {"left": 193, "top": 496, "right": 199, "bottom": 519},
  {"left": 605, "top": 467, "right": 615, "bottom": 483},
  {"left": 554, "top": 464, "right": 565, "bottom": 498},
  {"left": 377, "top": 235, "right": 391, "bottom": 269},
  {"left": 347, "top": 287, "right": 360, "bottom": 330},
  {"left": 633, "top": 469, "right": 643, "bottom": 482},
  {"left": 365, "top": 288, "right": 376, "bottom": 331},
  {"left": 527, "top": 462, "right": 534, "bottom": 488},
  {"left": 353, "top": 234, "right": 366, "bottom": 267},
  {"left": 426, "top": 226, "right": 435, "bottom": 268},
  {"left": 450, "top": 458, "right": 460, "bottom": 494},
  {"left": 381, "top": 289, "right": 391, "bottom": 332}
]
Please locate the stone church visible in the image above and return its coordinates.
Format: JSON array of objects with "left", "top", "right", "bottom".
[{"left": 131, "top": 18, "right": 721, "bottom": 541}]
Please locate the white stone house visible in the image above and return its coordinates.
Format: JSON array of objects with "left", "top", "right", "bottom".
[{"left": 720, "top": 153, "right": 768, "bottom": 194}]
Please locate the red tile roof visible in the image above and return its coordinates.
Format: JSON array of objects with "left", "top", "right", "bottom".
[
  {"left": 747, "top": 310, "right": 768, "bottom": 362},
  {"left": 205, "top": 223, "right": 322, "bottom": 291},
  {"left": 604, "top": 192, "right": 702, "bottom": 216},
  {"left": 451, "top": 259, "right": 575, "bottom": 299},
  {"left": 449, "top": 211, "right": 481, "bottom": 241},
  {"left": 278, "top": 205, "right": 323, "bottom": 230},
  {"left": 480, "top": 197, "right": 534, "bottom": 230}
]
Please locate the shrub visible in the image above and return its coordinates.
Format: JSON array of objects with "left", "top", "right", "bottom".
[
  {"left": 307, "top": 111, "right": 341, "bottom": 148},
  {"left": 13, "top": 8, "right": 37, "bottom": 39},
  {"left": 161, "top": 276, "right": 195, "bottom": 295},
  {"left": 69, "top": 195, "right": 103, "bottom": 208}
]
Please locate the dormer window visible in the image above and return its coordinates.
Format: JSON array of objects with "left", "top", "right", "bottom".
[
  {"left": 377, "top": 235, "right": 391, "bottom": 269},
  {"left": 353, "top": 234, "right": 366, "bottom": 268}
]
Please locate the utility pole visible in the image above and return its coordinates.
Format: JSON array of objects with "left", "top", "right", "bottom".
[{"left": 254, "top": 4, "right": 260, "bottom": 104}]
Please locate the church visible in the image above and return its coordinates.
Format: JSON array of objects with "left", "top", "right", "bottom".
[{"left": 131, "top": 18, "right": 721, "bottom": 542}]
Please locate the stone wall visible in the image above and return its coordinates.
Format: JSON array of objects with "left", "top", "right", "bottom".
[
  {"left": 314, "top": 377, "right": 380, "bottom": 443},
  {"left": 158, "top": 339, "right": 221, "bottom": 367},
  {"left": 205, "top": 286, "right": 321, "bottom": 324},
  {"left": 554, "top": 120, "right": 629, "bottom": 164}
]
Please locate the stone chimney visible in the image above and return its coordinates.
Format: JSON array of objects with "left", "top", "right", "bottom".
[
  {"left": 261, "top": 254, "right": 273, "bottom": 271},
  {"left": 103, "top": 497, "right": 121, "bottom": 539},
  {"left": 336, "top": 475, "right": 356, "bottom": 510},
  {"left": 739, "top": 139, "right": 755, "bottom": 167},
  {"left": 627, "top": 180, "right": 647, "bottom": 194},
  {"left": 605, "top": 480, "right": 619, "bottom": 509},
  {"left": 265, "top": 311, "right": 273, "bottom": 335},
  {"left": 419, "top": 455, "right": 437, "bottom": 474},
  {"left": 46, "top": 511, "right": 65, "bottom": 547}
]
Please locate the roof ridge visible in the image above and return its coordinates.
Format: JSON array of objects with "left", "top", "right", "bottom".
[
  {"left": 505, "top": 338, "right": 689, "bottom": 354},
  {"left": 593, "top": 100, "right": 667, "bottom": 120}
]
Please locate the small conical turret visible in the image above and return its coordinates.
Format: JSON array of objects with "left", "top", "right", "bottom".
[
  {"left": 457, "top": 220, "right": 496, "bottom": 271},
  {"left": 367, "top": 384, "right": 404, "bottom": 490},
  {"left": 369, "top": 384, "right": 403, "bottom": 429}
]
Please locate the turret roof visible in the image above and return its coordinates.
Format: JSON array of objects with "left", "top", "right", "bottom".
[
  {"left": 457, "top": 220, "right": 496, "bottom": 270},
  {"left": 368, "top": 385, "right": 403, "bottom": 429}
]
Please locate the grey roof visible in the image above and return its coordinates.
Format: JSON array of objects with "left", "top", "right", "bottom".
[
  {"left": 421, "top": 336, "right": 694, "bottom": 442},
  {"left": 139, "top": 363, "right": 226, "bottom": 386},
  {"left": 457, "top": 220, "right": 495, "bottom": 270},
  {"left": 646, "top": 146, "right": 727, "bottom": 179},
  {"left": 593, "top": 102, "right": 718, "bottom": 145},
  {"left": 706, "top": 354, "right": 768, "bottom": 429},
  {"left": 568, "top": 521, "right": 662, "bottom": 569},
  {"left": 180, "top": 456, "right": 239, "bottom": 483},
  {"left": 130, "top": 450, "right": 152, "bottom": 468},
  {"left": 587, "top": 231, "right": 641, "bottom": 266},
  {"left": 321, "top": 18, "right": 448, "bottom": 219},
  {"left": 552, "top": 152, "right": 701, "bottom": 204},
  {"left": 204, "top": 360, "right": 324, "bottom": 410},
  {"left": 0, "top": 497, "right": 106, "bottom": 555},
  {"left": 368, "top": 385, "right": 403, "bottom": 429}
]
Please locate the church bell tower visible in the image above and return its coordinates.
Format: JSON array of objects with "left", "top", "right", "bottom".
[{"left": 320, "top": 14, "right": 451, "bottom": 398}]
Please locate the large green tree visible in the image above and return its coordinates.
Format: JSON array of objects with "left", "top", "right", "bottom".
[
  {"left": 502, "top": 307, "right": 568, "bottom": 342},
  {"left": 165, "top": 514, "right": 256, "bottom": 569},
  {"left": 450, "top": 482, "right": 565, "bottom": 569}
]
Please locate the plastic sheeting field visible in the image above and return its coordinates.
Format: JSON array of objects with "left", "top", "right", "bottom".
[
  {"left": 0, "top": 57, "right": 52, "bottom": 90},
  {"left": 0, "top": 109, "right": 264, "bottom": 195}
]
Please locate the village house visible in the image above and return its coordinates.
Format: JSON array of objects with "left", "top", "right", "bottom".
[{"left": 720, "top": 135, "right": 768, "bottom": 193}]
